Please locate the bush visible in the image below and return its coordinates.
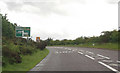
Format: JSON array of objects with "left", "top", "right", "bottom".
[
  {"left": 19, "top": 46, "right": 34, "bottom": 55},
  {"left": 2, "top": 46, "right": 22, "bottom": 66},
  {"left": 36, "top": 41, "right": 47, "bottom": 50}
]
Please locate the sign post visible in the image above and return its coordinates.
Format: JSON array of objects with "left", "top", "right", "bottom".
[
  {"left": 36, "top": 37, "right": 40, "bottom": 42},
  {"left": 15, "top": 27, "right": 30, "bottom": 37},
  {"left": 15, "top": 26, "right": 31, "bottom": 46}
]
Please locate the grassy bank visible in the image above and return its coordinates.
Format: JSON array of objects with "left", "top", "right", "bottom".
[
  {"left": 53, "top": 43, "right": 119, "bottom": 50},
  {"left": 3, "top": 48, "right": 49, "bottom": 71}
]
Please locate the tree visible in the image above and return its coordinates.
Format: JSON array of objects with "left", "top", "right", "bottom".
[{"left": 45, "top": 38, "right": 53, "bottom": 45}]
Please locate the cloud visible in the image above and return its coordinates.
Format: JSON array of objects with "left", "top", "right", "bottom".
[
  {"left": 1, "top": 0, "right": 66, "bottom": 16},
  {"left": 32, "top": 28, "right": 70, "bottom": 40},
  {"left": 0, "top": 0, "right": 118, "bottom": 40},
  {"left": 1, "top": 0, "right": 118, "bottom": 16},
  {"left": 1, "top": 0, "right": 87, "bottom": 16},
  {"left": 105, "top": 0, "right": 119, "bottom": 4}
]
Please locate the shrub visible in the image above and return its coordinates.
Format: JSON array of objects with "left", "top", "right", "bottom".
[
  {"left": 36, "top": 41, "right": 47, "bottom": 50},
  {"left": 19, "top": 46, "right": 34, "bottom": 55},
  {"left": 2, "top": 46, "right": 22, "bottom": 66}
]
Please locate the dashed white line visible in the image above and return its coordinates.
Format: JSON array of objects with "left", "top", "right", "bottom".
[
  {"left": 102, "top": 60, "right": 113, "bottom": 63},
  {"left": 97, "top": 57, "right": 105, "bottom": 60},
  {"left": 63, "top": 51, "right": 67, "bottom": 53},
  {"left": 55, "top": 51, "right": 58, "bottom": 54},
  {"left": 86, "top": 51, "right": 94, "bottom": 54},
  {"left": 85, "top": 55, "right": 95, "bottom": 60},
  {"left": 117, "top": 61, "right": 120, "bottom": 64},
  {"left": 68, "top": 51, "right": 71, "bottom": 53},
  {"left": 65, "top": 51, "right": 67, "bottom": 53},
  {"left": 109, "top": 64, "right": 119, "bottom": 67},
  {"left": 79, "top": 50, "right": 84, "bottom": 52},
  {"left": 65, "top": 48, "right": 67, "bottom": 50},
  {"left": 78, "top": 51, "right": 83, "bottom": 54},
  {"left": 98, "top": 61, "right": 119, "bottom": 73},
  {"left": 97, "top": 54, "right": 110, "bottom": 59}
]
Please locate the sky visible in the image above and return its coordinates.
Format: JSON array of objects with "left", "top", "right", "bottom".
[{"left": 0, "top": 0, "right": 119, "bottom": 41}]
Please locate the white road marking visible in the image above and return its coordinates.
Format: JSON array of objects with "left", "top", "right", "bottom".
[
  {"left": 102, "top": 60, "right": 113, "bottom": 63},
  {"left": 79, "top": 50, "right": 84, "bottom": 52},
  {"left": 55, "top": 51, "right": 58, "bottom": 54},
  {"left": 98, "top": 61, "right": 119, "bottom": 73},
  {"left": 63, "top": 51, "right": 67, "bottom": 53},
  {"left": 97, "top": 57, "right": 106, "bottom": 60},
  {"left": 86, "top": 51, "right": 94, "bottom": 54},
  {"left": 65, "top": 51, "right": 67, "bottom": 53},
  {"left": 85, "top": 55, "right": 95, "bottom": 60},
  {"left": 97, "top": 54, "right": 110, "bottom": 59},
  {"left": 117, "top": 61, "right": 120, "bottom": 64},
  {"left": 68, "top": 49, "right": 71, "bottom": 50},
  {"left": 36, "top": 64, "right": 44, "bottom": 67},
  {"left": 109, "top": 64, "right": 119, "bottom": 67},
  {"left": 35, "top": 58, "right": 47, "bottom": 67},
  {"left": 68, "top": 51, "right": 71, "bottom": 53},
  {"left": 78, "top": 51, "right": 83, "bottom": 54}
]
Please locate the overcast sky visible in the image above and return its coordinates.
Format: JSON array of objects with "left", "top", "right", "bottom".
[{"left": 0, "top": 0, "right": 119, "bottom": 40}]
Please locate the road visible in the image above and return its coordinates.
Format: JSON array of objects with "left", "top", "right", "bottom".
[{"left": 31, "top": 46, "right": 120, "bottom": 72}]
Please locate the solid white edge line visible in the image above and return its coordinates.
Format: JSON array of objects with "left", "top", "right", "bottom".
[
  {"left": 98, "top": 61, "right": 119, "bottom": 73},
  {"left": 85, "top": 55, "right": 95, "bottom": 60}
]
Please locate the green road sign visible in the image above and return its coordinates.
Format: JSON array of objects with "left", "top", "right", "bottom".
[{"left": 15, "top": 27, "right": 30, "bottom": 37}]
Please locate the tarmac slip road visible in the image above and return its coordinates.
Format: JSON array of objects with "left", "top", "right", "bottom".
[{"left": 31, "top": 46, "right": 120, "bottom": 72}]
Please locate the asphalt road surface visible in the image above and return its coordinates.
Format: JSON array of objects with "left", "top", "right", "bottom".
[{"left": 31, "top": 46, "right": 120, "bottom": 72}]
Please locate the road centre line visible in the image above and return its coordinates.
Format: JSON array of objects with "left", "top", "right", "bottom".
[
  {"left": 98, "top": 61, "right": 120, "bottom": 73},
  {"left": 85, "top": 55, "right": 95, "bottom": 60}
]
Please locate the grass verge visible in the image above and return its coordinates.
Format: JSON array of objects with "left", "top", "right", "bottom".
[
  {"left": 52, "top": 43, "right": 119, "bottom": 50},
  {"left": 2, "top": 48, "right": 49, "bottom": 71}
]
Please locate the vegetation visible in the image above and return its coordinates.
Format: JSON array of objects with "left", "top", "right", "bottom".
[
  {"left": 1, "top": 13, "right": 48, "bottom": 71},
  {"left": 1, "top": 11, "right": 119, "bottom": 71},
  {"left": 3, "top": 49, "right": 49, "bottom": 71},
  {"left": 46, "top": 30, "right": 119, "bottom": 50},
  {"left": 54, "top": 43, "right": 118, "bottom": 50}
]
